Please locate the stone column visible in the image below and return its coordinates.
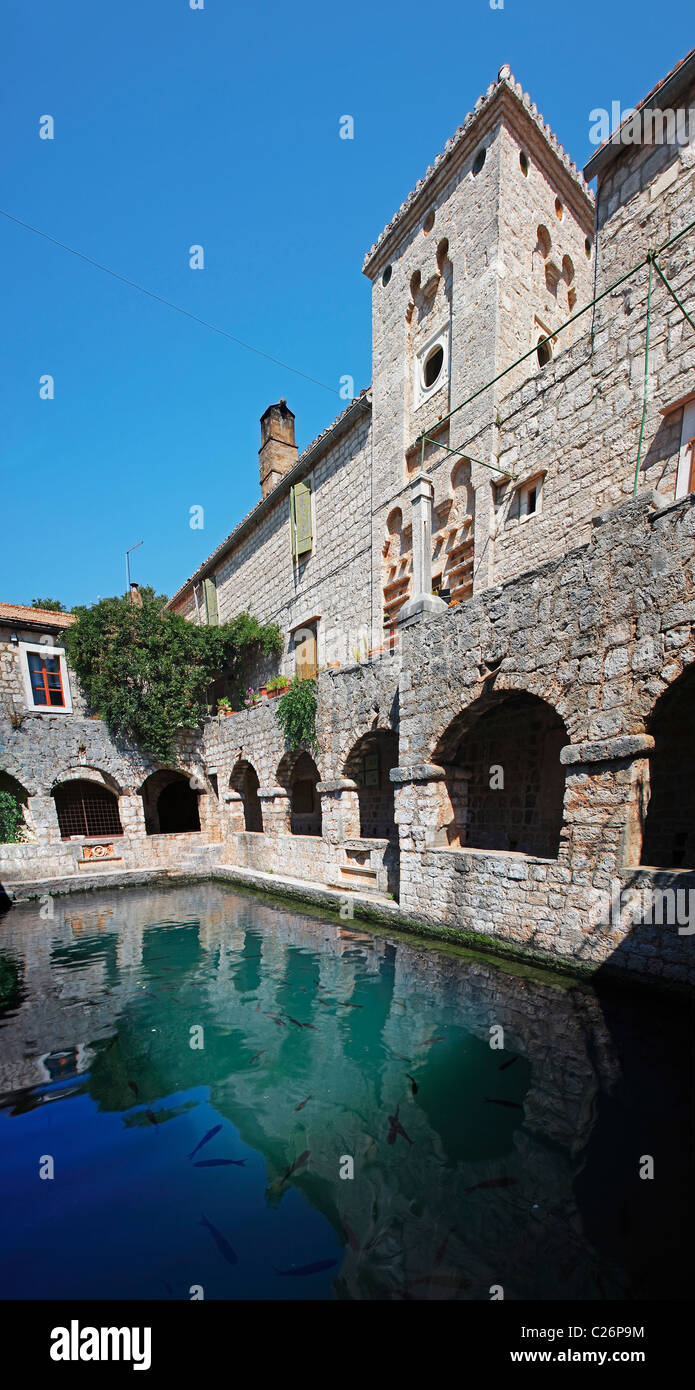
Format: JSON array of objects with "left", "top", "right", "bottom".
[
  {"left": 27, "top": 794, "right": 62, "bottom": 844},
  {"left": 118, "top": 794, "right": 147, "bottom": 839},
  {"left": 223, "top": 789, "right": 247, "bottom": 835},
  {"left": 390, "top": 764, "right": 454, "bottom": 851},
  {"left": 559, "top": 733, "right": 655, "bottom": 888},
  {"left": 258, "top": 787, "right": 292, "bottom": 836},
  {"left": 398, "top": 474, "right": 447, "bottom": 623},
  {"left": 317, "top": 779, "right": 361, "bottom": 845}
]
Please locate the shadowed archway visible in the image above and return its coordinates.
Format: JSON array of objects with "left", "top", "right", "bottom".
[{"left": 641, "top": 666, "right": 695, "bottom": 868}]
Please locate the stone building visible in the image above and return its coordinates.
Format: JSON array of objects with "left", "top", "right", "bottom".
[{"left": 2, "top": 51, "right": 694, "bottom": 985}]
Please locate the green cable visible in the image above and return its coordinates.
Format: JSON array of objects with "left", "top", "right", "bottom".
[
  {"left": 652, "top": 255, "right": 695, "bottom": 335},
  {"left": 633, "top": 256, "right": 653, "bottom": 497}
]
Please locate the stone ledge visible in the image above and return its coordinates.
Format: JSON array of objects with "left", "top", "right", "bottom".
[
  {"left": 390, "top": 764, "right": 447, "bottom": 784},
  {"left": 560, "top": 734, "right": 655, "bottom": 765},
  {"left": 317, "top": 778, "right": 359, "bottom": 793}
]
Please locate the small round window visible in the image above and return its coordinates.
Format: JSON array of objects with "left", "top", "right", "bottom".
[{"left": 423, "top": 344, "right": 445, "bottom": 389}]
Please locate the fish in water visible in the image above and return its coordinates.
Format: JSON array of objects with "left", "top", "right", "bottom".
[
  {"left": 484, "top": 1097, "right": 523, "bottom": 1110},
  {"left": 273, "top": 1258, "right": 338, "bottom": 1277},
  {"left": 406, "top": 1073, "right": 419, "bottom": 1096},
  {"left": 392, "top": 1052, "right": 412, "bottom": 1063},
  {"left": 393, "top": 1000, "right": 406, "bottom": 1010},
  {"left": 193, "top": 1159, "right": 246, "bottom": 1167},
  {"left": 264, "top": 1013, "right": 287, "bottom": 1027},
  {"left": 498, "top": 1055, "right": 519, "bottom": 1071},
  {"left": 285, "top": 1016, "right": 307, "bottom": 1029},
  {"left": 465, "top": 1177, "right": 517, "bottom": 1194},
  {"left": 336, "top": 1001, "right": 363, "bottom": 1009},
  {"left": 279, "top": 1149, "right": 311, "bottom": 1185},
  {"left": 199, "top": 1213, "right": 238, "bottom": 1266},
  {"left": 128, "top": 1080, "right": 139, "bottom": 1098},
  {"left": 343, "top": 1218, "right": 360, "bottom": 1252},
  {"left": 317, "top": 998, "right": 333, "bottom": 1007},
  {"left": 188, "top": 1123, "right": 222, "bottom": 1159},
  {"left": 418, "top": 1036, "right": 444, "bottom": 1047},
  {"left": 249, "top": 1050, "right": 266, "bottom": 1064},
  {"left": 387, "top": 1104, "right": 413, "bottom": 1147},
  {"left": 294, "top": 1095, "right": 312, "bottom": 1112},
  {"left": 146, "top": 1109, "right": 159, "bottom": 1126}
]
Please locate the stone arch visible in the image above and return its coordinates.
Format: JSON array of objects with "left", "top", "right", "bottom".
[
  {"left": 51, "top": 765, "right": 123, "bottom": 796},
  {"left": 641, "top": 666, "right": 695, "bottom": 868},
  {"left": 139, "top": 769, "right": 201, "bottom": 835},
  {"left": 432, "top": 689, "right": 568, "bottom": 858},
  {"left": 344, "top": 730, "right": 399, "bottom": 839},
  {"left": 277, "top": 750, "right": 322, "bottom": 836},
  {"left": 230, "top": 759, "right": 263, "bottom": 833},
  {"left": 383, "top": 507, "right": 412, "bottom": 631},
  {"left": 52, "top": 777, "right": 124, "bottom": 840}
]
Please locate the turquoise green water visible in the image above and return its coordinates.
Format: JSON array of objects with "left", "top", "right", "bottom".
[{"left": 0, "top": 881, "right": 691, "bottom": 1300}]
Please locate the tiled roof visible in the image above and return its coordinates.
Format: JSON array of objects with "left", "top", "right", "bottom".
[
  {"left": 0, "top": 602, "right": 75, "bottom": 628},
  {"left": 362, "top": 65, "right": 593, "bottom": 274},
  {"left": 166, "top": 389, "right": 372, "bottom": 608},
  {"left": 584, "top": 46, "right": 695, "bottom": 181}
]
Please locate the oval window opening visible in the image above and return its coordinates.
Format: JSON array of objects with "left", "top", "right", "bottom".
[
  {"left": 424, "top": 345, "right": 445, "bottom": 388},
  {"left": 472, "top": 148, "right": 486, "bottom": 176},
  {"left": 423, "top": 210, "right": 435, "bottom": 235},
  {"left": 520, "top": 151, "right": 529, "bottom": 176},
  {"left": 537, "top": 336, "right": 552, "bottom": 368},
  {"left": 382, "top": 264, "right": 392, "bottom": 286}
]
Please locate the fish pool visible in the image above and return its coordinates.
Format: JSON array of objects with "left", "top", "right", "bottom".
[{"left": 0, "top": 881, "right": 691, "bottom": 1300}]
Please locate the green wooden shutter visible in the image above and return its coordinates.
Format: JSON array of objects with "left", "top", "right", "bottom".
[
  {"left": 203, "top": 576, "right": 218, "bottom": 625},
  {"left": 290, "top": 480, "right": 313, "bottom": 557}
]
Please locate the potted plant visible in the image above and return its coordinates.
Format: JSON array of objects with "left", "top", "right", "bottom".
[
  {"left": 217, "top": 697, "right": 233, "bottom": 717},
  {"left": 244, "top": 686, "right": 256, "bottom": 708},
  {"left": 266, "top": 674, "right": 290, "bottom": 697}
]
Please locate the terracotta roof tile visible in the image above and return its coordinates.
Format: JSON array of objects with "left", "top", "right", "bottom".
[{"left": 0, "top": 602, "right": 75, "bottom": 628}]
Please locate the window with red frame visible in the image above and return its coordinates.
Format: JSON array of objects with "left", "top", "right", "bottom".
[{"left": 27, "top": 651, "right": 65, "bottom": 707}]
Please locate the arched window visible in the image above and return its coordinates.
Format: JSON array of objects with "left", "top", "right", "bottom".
[
  {"left": 230, "top": 760, "right": 263, "bottom": 833},
  {"left": 140, "top": 771, "right": 201, "bottom": 835},
  {"left": 641, "top": 669, "right": 695, "bottom": 868},
  {"left": 277, "top": 751, "right": 322, "bottom": 836},
  {"left": 53, "top": 779, "right": 123, "bottom": 839},
  {"left": 344, "top": 731, "right": 399, "bottom": 840}
]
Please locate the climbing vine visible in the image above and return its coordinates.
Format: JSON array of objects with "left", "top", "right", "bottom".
[
  {"left": 275, "top": 676, "right": 318, "bottom": 752},
  {"left": 65, "top": 587, "right": 282, "bottom": 763},
  {"left": 0, "top": 790, "right": 26, "bottom": 844}
]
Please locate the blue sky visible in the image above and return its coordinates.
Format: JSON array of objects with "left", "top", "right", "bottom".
[{"left": 2, "top": 0, "right": 693, "bottom": 609}]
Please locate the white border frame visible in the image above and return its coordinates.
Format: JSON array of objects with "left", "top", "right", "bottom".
[
  {"left": 19, "top": 641, "right": 73, "bottom": 714},
  {"left": 414, "top": 328, "right": 449, "bottom": 411}
]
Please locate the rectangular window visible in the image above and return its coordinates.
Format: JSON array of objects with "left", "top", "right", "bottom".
[
  {"left": 294, "top": 622, "right": 318, "bottom": 679},
  {"left": 675, "top": 400, "right": 695, "bottom": 499},
  {"left": 290, "top": 480, "right": 313, "bottom": 557},
  {"left": 203, "top": 575, "right": 218, "bottom": 625},
  {"left": 518, "top": 474, "right": 544, "bottom": 520},
  {"left": 21, "top": 644, "right": 72, "bottom": 712}
]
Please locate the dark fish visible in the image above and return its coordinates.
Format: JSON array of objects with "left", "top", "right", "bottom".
[
  {"left": 279, "top": 1149, "right": 311, "bottom": 1185},
  {"left": 193, "top": 1159, "right": 246, "bottom": 1167},
  {"left": 498, "top": 1055, "right": 519, "bottom": 1071},
  {"left": 128, "top": 1080, "right": 139, "bottom": 1098},
  {"left": 199, "top": 1213, "right": 238, "bottom": 1266},
  {"left": 393, "top": 1000, "right": 406, "bottom": 1009},
  {"left": 406, "top": 1073, "right": 419, "bottom": 1096},
  {"left": 273, "top": 1258, "right": 338, "bottom": 1277},
  {"left": 392, "top": 1053, "right": 412, "bottom": 1063},
  {"left": 465, "top": 1177, "right": 517, "bottom": 1194},
  {"left": 146, "top": 1108, "right": 159, "bottom": 1126},
  {"left": 294, "top": 1095, "right": 312, "bottom": 1112},
  {"left": 387, "top": 1104, "right": 413, "bottom": 1147},
  {"left": 318, "top": 998, "right": 333, "bottom": 1007},
  {"left": 264, "top": 1013, "right": 287, "bottom": 1026},
  {"left": 254, "top": 1003, "right": 261, "bottom": 1013},
  {"left": 285, "top": 1016, "right": 306, "bottom": 1029},
  {"left": 336, "top": 1001, "right": 362, "bottom": 1008},
  {"left": 188, "top": 1123, "right": 222, "bottom": 1159},
  {"left": 484, "top": 1097, "right": 523, "bottom": 1110},
  {"left": 418, "top": 1036, "right": 444, "bottom": 1047},
  {"left": 249, "top": 1050, "right": 266, "bottom": 1064},
  {"left": 343, "top": 1218, "right": 360, "bottom": 1252}
]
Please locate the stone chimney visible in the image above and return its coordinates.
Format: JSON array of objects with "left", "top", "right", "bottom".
[{"left": 259, "top": 399, "right": 297, "bottom": 498}]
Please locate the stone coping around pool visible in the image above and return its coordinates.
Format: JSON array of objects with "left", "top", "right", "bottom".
[{"left": 3, "top": 859, "right": 688, "bottom": 995}]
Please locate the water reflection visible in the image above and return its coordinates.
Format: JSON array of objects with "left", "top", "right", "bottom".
[{"left": 0, "top": 883, "right": 690, "bottom": 1300}]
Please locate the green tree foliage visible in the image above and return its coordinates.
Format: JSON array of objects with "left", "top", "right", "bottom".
[
  {"left": 31, "top": 597, "right": 67, "bottom": 612},
  {"left": 0, "top": 790, "right": 26, "bottom": 844},
  {"left": 65, "top": 588, "right": 282, "bottom": 762},
  {"left": 275, "top": 676, "right": 318, "bottom": 752}
]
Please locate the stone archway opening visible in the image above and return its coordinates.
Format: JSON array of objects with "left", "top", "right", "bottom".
[
  {"left": 641, "top": 668, "right": 695, "bottom": 868},
  {"left": 344, "top": 730, "right": 399, "bottom": 840},
  {"left": 230, "top": 760, "right": 263, "bottom": 833},
  {"left": 433, "top": 690, "right": 568, "bottom": 859},
  {"left": 52, "top": 777, "right": 124, "bottom": 839},
  {"left": 277, "top": 751, "right": 322, "bottom": 836},
  {"left": 140, "top": 770, "right": 201, "bottom": 835}
]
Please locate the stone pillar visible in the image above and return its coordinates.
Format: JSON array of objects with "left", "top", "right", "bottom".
[
  {"left": 559, "top": 734, "right": 655, "bottom": 888},
  {"left": 317, "top": 779, "right": 361, "bottom": 845},
  {"left": 118, "top": 794, "right": 147, "bottom": 839},
  {"left": 27, "top": 794, "right": 62, "bottom": 844},
  {"left": 398, "top": 475, "right": 447, "bottom": 623},
  {"left": 390, "top": 764, "right": 454, "bottom": 850},
  {"left": 223, "top": 789, "right": 247, "bottom": 835},
  {"left": 258, "top": 787, "right": 292, "bottom": 836}
]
